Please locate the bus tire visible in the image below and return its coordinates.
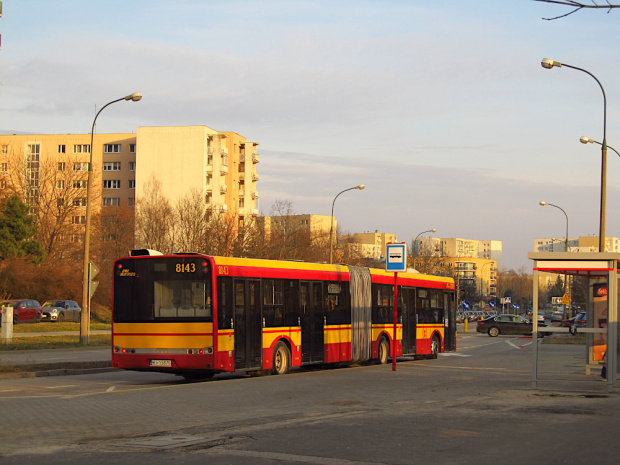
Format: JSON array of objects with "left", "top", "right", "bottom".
[
  {"left": 430, "top": 335, "right": 440, "bottom": 359},
  {"left": 377, "top": 337, "right": 389, "bottom": 365},
  {"left": 272, "top": 341, "right": 291, "bottom": 375}
]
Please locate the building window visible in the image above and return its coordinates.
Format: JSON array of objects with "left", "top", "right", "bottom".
[
  {"left": 0, "top": 180, "right": 6, "bottom": 189},
  {"left": 1, "top": 146, "right": 7, "bottom": 154},
  {"left": 72, "top": 215, "right": 86, "bottom": 225},
  {"left": 56, "top": 180, "right": 65, "bottom": 189},
  {"left": 103, "top": 162, "right": 121, "bottom": 171},
  {"left": 57, "top": 162, "right": 65, "bottom": 171},
  {"left": 128, "top": 179, "right": 135, "bottom": 189},
  {"left": 239, "top": 198, "right": 245, "bottom": 208},
  {"left": 1, "top": 163, "right": 7, "bottom": 172},
  {"left": 128, "top": 197, "right": 135, "bottom": 207},
  {"left": 103, "top": 180, "right": 121, "bottom": 189},
  {"left": 73, "top": 144, "right": 90, "bottom": 154},
  {"left": 73, "top": 198, "right": 87, "bottom": 207},
  {"left": 58, "top": 145, "right": 66, "bottom": 154},
  {"left": 72, "top": 180, "right": 88, "bottom": 189},
  {"left": 129, "top": 144, "right": 136, "bottom": 153},
  {"left": 128, "top": 161, "right": 136, "bottom": 171},
  {"left": 104, "top": 144, "right": 121, "bottom": 153},
  {"left": 57, "top": 198, "right": 64, "bottom": 207},
  {"left": 73, "top": 162, "right": 89, "bottom": 171},
  {"left": 102, "top": 197, "right": 121, "bottom": 206}
]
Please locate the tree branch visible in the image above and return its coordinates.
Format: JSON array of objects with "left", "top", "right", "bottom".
[{"left": 534, "top": 0, "right": 619, "bottom": 20}]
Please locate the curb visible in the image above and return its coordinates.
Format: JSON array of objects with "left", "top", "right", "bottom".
[{"left": 0, "top": 366, "right": 116, "bottom": 379}]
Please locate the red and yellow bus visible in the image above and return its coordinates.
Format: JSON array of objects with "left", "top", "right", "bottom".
[{"left": 112, "top": 250, "right": 456, "bottom": 379}]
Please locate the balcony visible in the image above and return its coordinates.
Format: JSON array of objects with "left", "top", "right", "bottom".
[
  {"left": 252, "top": 153, "right": 260, "bottom": 163},
  {"left": 220, "top": 165, "right": 228, "bottom": 176},
  {"left": 251, "top": 191, "right": 259, "bottom": 200},
  {"left": 206, "top": 165, "right": 213, "bottom": 173},
  {"left": 239, "top": 154, "right": 245, "bottom": 162},
  {"left": 205, "top": 185, "right": 213, "bottom": 192},
  {"left": 239, "top": 172, "right": 245, "bottom": 181},
  {"left": 207, "top": 147, "right": 213, "bottom": 155},
  {"left": 251, "top": 208, "right": 259, "bottom": 216},
  {"left": 252, "top": 173, "right": 259, "bottom": 181},
  {"left": 220, "top": 204, "right": 228, "bottom": 212},
  {"left": 239, "top": 189, "right": 245, "bottom": 197},
  {"left": 238, "top": 208, "right": 246, "bottom": 215},
  {"left": 220, "top": 185, "right": 228, "bottom": 194}
]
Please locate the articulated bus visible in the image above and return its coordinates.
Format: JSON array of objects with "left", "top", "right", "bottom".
[{"left": 112, "top": 250, "right": 456, "bottom": 379}]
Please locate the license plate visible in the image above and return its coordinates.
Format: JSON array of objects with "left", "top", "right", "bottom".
[{"left": 149, "top": 359, "right": 172, "bottom": 367}]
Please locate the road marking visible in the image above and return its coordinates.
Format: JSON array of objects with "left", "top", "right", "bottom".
[
  {"left": 506, "top": 338, "right": 533, "bottom": 349},
  {"left": 439, "top": 353, "right": 471, "bottom": 357},
  {"left": 46, "top": 385, "right": 78, "bottom": 389},
  {"left": 106, "top": 386, "right": 116, "bottom": 393}
]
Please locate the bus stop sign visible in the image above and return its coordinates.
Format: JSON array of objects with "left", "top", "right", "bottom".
[{"left": 386, "top": 243, "right": 407, "bottom": 272}]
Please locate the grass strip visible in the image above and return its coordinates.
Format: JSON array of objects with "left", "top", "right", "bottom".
[
  {"left": 0, "top": 334, "right": 111, "bottom": 351},
  {"left": 13, "top": 322, "right": 111, "bottom": 333}
]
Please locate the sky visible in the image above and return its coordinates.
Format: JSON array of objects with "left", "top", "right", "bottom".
[{"left": 1, "top": 0, "right": 620, "bottom": 271}]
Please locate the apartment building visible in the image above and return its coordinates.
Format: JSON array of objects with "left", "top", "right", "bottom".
[
  {"left": 352, "top": 232, "right": 398, "bottom": 260},
  {"left": 258, "top": 214, "right": 332, "bottom": 242},
  {"left": 414, "top": 237, "right": 503, "bottom": 269},
  {"left": 0, "top": 124, "right": 259, "bottom": 239},
  {"left": 135, "top": 126, "right": 259, "bottom": 225},
  {"left": 533, "top": 236, "right": 620, "bottom": 253}
]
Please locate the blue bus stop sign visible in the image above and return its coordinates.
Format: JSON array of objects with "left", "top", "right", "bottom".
[
  {"left": 386, "top": 243, "right": 407, "bottom": 272},
  {"left": 462, "top": 301, "right": 471, "bottom": 310}
]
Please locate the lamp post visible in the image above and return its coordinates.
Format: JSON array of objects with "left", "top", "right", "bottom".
[
  {"left": 580, "top": 136, "right": 620, "bottom": 158},
  {"left": 539, "top": 201, "right": 569, "bottom": 252},
  {"left": 329, "top": 184, "right": 364, "bottom": 264},
  {"left": 541, "top": 58, "right": 607, "bottom": 251},
  {"left": 80, "top": 92, "right": 142, "bottom": 345}
]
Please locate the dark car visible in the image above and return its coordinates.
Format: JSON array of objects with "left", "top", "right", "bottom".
[
  {"left": 562, "top": 312, "right": 587, "bottom": 328},
  {"left": 476, "top": 313, "right": 548, "bottom": 337},
  {"left": 0, "top": 299, "right": 43, "bottom": 325},
  {"left": 41, "top": 300, "right": 82, "bottom": 322}
]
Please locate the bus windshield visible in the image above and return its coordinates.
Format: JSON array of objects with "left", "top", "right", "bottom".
[{"left": 113, "top": 257, "right": 212, "bottom": 323}]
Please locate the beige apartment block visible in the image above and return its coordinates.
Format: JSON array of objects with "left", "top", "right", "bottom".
[
  {"left": 0, "top": 132, "right": 137, "bottom": 213},
  {"left": 352, "top": 232, "right": 398, "bottom": 259},
  {"left": 439, "top": 256, "right": 497, "bottom": 297},
  {"left": 533, "top": 236, "right": 620, "bottom": 254},
  {"left": 258, "top": 214, "right": 332, "bottom": 243},
  {"left": 136, "top": 126, "right": 259, "bottom": 225},
  {"left": 415, "top": 237, "right": 503, "bottom": 269}
]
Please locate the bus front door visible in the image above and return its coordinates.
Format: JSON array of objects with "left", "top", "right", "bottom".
[
  {"left": 234, "top": 279, "right": 262, "bottom": 370},
  {"left": 301, "top": 281, "right": 324, "bottom": 363}
]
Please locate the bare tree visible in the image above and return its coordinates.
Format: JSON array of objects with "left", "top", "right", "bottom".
[
  {"left": 135, "top": 176, "right": 176, "bottom": 253},
  {"left": 534, "top": 0, "right": 619, "bottom": 20},
  {"left": 0, "top": 145, "right": 97, "bottom": 260},
  {"left": 175, "top": 188, "right": 209, "bottom": 254}
]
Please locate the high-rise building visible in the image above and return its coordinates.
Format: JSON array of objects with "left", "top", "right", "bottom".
[{"left": 0, "top": 124, "right": 259, "bottom": 242}]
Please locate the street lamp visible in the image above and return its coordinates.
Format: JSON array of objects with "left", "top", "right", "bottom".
[
  {"left": 413, "top": 228, "right": 437, "bottom": 256},
  {"left": 81, "top": 92, "right": 142, "bottom": 345},
  {"left": 329, "top": 184, "right": 364, "bottom": 264},
  {"left": 541, "top": 58, "right": 607, "bottom": 251},
  {"left": 580, "top": 136, "right": 620, "bottom": 158},
  {"left": 539, "top": 201, "right": 569, "bottom": 252}
]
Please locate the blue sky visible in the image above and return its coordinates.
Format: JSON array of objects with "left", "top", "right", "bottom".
[{"left": 1, "top": 1, "right": 620, "bottom": 270}]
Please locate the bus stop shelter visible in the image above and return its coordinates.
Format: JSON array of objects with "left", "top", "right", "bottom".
[{"left": 529, "top": 252, "right": 619, "bottom": 392}]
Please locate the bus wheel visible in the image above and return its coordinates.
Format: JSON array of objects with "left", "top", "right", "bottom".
[
  {"left": 377, "top": 337, "right": 389, "bottom": 365},
  {"left": 272, "top": 341, "right": 291, "bottom": 375},
  {"left": 430, "top": 335, "right": 440, "bottom": 359}
]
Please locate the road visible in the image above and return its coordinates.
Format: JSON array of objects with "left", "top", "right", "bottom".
[{"left": 0, "top": 331, "right": 617, "bottom": 464}]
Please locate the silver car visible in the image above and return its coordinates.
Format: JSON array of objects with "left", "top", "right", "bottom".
[{"left": 41, "top": 300, "right": 82, "bottom": 322}]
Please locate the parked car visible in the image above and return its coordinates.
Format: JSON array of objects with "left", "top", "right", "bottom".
[
  {"left": 551, "top": 310, "right": 564, "bottom": 322},
  {"left": 41, "top": 300, "right": 82, "bottom": 323},
  {"left": 0, "top": 299, "right": 43, "bottom": 325},
  {"left": 476, "top": 313, "right": 550, "bottom": 337},
  {"left": 562, "top": 312, "right": 587, "bottom": 328}
]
